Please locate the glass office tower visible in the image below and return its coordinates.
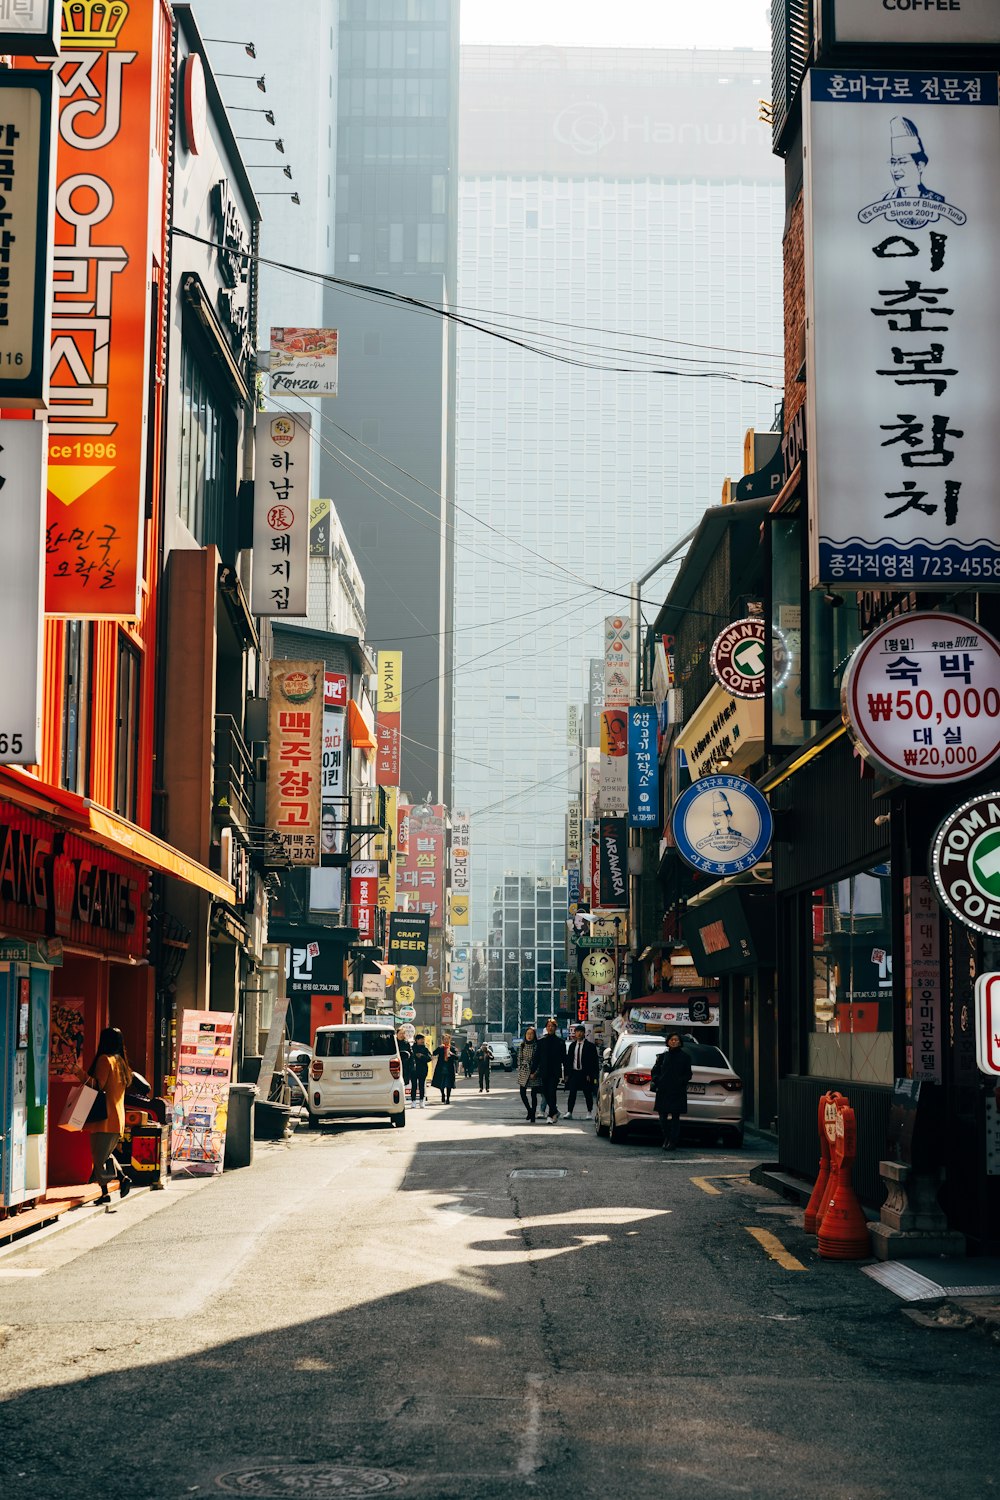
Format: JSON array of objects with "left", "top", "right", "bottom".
[{"left": 453, "top": 46, "right": 785, "bottom": 953}]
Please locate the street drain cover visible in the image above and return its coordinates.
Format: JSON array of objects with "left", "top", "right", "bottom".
[
  {"left": 510, "top": 1168, "right": 568, "bottom": 1179},
  {"left": 216, "top": 1464, "right": 404, "bottom": 1497}
]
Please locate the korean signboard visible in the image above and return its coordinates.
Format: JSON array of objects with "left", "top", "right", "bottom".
[
  {"left": 376, "top": 649, "right": 402, "bottom": 788},
  {"left": 566, "top": 801, "right": 582, "bottom": 863},
  {"left": 351, "top": 860, "right": 378, "bottom": 946},
  {"left": 804, "top": 69, "right": 1000, "bottom": 589},
  {"left": 829, "top": 0, "right": 1000, "bottom": 46},
  {"left": 674, "top": 684, "right": 764, "bottom": 781},
  {"left": 35, "top": 2, "right": 159, "bottom": 616},
  {"left": 0, "top": 0, "right": 58, "bottom": 54},
  {"left": 397, "top": 800, "right": 410, "bottom": 856},
  {"left": 0, "top": 420, "right": 45, "bottom": 765},
  {"left": 598, "top": 816, "right": 628, "bottom": 910},
  {"left": 604, "top": 615, "right": 632, "bottom": 707},
  {"left": 170, "top": 1011, "right": 234, "bottom": 1177},
  {"left": 903, "top": 876, "right": 941, "bottom": 1083},
  {"left": 842, "top": 612, "right": 1000, "bottom": 783},
  {"left": 599, "top": 707, "right": 628, "bottom": 812},
  {"left": 252, "top": 412, "right": 312, "bottom": 616},
  {"left": 269, "top": 327, "right": 339, "bottom": 398},
  {"left": 671, "top": 775, "right": 773, "bottom": 877},
  {"left": 388, "top": 911, "right": 430, "bottom": 965},
  {"left": 266, "top": 660, "right": 323, "bottom": 866},
  {"left": 395, "top": 803, "right": 445, "bottom": 926},
  {"left": 311, "top": 673, "right": 346, "bottom": 912},
  {"left": 627, "top": 705, "right": 659, "bottom": 828},
  {"left": 931, "top": 792, "right": 1000, "bottom": 937},
  {"left": 0, "top": 73, "right": 55, "bottom": 407},
  {"left": 451, "top": 809, "right": 470, "bottom": 926}
]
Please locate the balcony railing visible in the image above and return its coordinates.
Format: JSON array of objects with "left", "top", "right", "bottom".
[{"left": 214, "top": 714, "right": 255, "bottom": 834}]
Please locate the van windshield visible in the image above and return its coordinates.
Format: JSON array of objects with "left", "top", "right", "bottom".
[{"left": 316, "top": 1030, "right": 397, "bottom": 1058}]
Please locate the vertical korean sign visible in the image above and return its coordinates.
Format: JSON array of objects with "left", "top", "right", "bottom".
[
  {"left": 599, "top": 707, "right": 628, "bottom": 811},
  {"left": 350, "top": 860, "right": 378, "bottom": 945},
  {"left": 903, "top": 875, "right": 941, "bottom": 1083},
  {"left": 38, "top": 1, "right": 158, "bottom": 616},
  {"left": 375, "top": 648, "right": 402, "bottom": 787},
  {"left": 395, "top": 804, "right": 444, "bottom": 927},
  {"left": 604, "top": 615, "right": 632, "bottom": 706},
  {"left": 170, "top": 1010, "right": 235, "bottom": 1177},
  {"left": 0, "top": 421, "right": 46, "bottom": 763},
  {"left": 628, "top": 704, "right": 659, "bottom": 827},
  {"left": 599, "top": 816, "right": 627, "bottom": 910},
  {"left": 266, "top": 660, "right": 323, "bottom": 866},
  {"left": 310, "top": 671, "right": 346, "bottom": 912},
  {"left": 0, "top": 71, "right": 56, "bottom": 407},
  {"left": 451, "top": 809, "right": 470, "bottom": 926},
  {"left": 252, "top": 411, "right": 312, "bottom": 616},
  {"left": 804, "top": 69, "right": 1000, "bottom": 589}
]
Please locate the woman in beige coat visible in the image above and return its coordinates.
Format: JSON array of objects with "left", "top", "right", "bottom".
[{"left": 74, "top": 1026, "right": 134, "bottom": 1204}]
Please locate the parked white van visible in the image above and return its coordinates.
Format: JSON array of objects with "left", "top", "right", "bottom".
[{"left": 309, "top": 1023, "right": 406, "bottom": 1128}]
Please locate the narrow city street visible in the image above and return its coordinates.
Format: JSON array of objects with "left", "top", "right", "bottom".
[{"left": 2, "top": 1084, "right": 998, "bottom": 1500}]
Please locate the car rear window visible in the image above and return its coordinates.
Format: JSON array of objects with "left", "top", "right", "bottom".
[
  {"left": 316, "top": 1030, "right": 397, "bottom": 1058},
  {"left": 684, "top": 1044, "right": 729, "bottom": 1068}
]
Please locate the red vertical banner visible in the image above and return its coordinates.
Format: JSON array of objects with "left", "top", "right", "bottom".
[
  {"left": 375, "top": 650, "right": 402, "bottom": 788},
  {"left": 351, "top": 860, "right": 378, "bottom": 945},
  {"left": 30, "top": 2, "right": 160, "bottom": 616},
  {"left": 396, "top": 801, "right": 411, "bottom": 857}
]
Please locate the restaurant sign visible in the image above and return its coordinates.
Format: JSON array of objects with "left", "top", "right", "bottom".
[
  {"left": 931, "top": 793, "right": 1000, "bottom": 938},
  {"left": 266, "top": 660, "right": 323, "bottom": 866},
  {"left": 671, "top": 775, "right": 773, "bottom": 877}
]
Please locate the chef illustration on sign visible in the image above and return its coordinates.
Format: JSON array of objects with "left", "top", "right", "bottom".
[
  {"left": 694, "top": 791, "right": 754, "bottom": 857},
  {"left": 859, "top": 115, "right": 966, "bottom": 231}
]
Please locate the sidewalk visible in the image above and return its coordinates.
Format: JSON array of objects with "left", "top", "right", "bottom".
[{"left": 0, "top": 1179, "right": 134, "bottom": 1247}]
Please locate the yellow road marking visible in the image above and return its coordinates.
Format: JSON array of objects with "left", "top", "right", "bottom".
[
  {"left": 690, "top": 1173, "right": 749, "bottom": 1196},
  {"left": 744, "top": 1225, "right": 807, "bottom": 1271}
]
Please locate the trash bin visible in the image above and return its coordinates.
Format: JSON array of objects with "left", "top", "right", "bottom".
[{"left": 225, "top": 1083, "right": 257, "bottom": 1170}]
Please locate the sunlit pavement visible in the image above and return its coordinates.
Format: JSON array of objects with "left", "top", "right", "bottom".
[{"left": 1, "top": 1081, "right": 998, "bottom": 1499}]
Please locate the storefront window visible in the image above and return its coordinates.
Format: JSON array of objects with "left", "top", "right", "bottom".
[
  {"left": 808, "top": 863, "right": 893, "bottom": 1084},
  {"left": 769, "top": 516, "right": 816, "bottom": 748}
]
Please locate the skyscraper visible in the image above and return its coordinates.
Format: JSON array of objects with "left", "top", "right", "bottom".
[{"left": 454, "top": 46, "right": 784, "bottom": 960}]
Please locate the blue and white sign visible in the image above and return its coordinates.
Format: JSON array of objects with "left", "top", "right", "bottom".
[
  {"left": 671, "top": 775, "right": 773, "bottom": 877},
  {"left": 628, "top": 705, "right": 659, "bottom": 828},
  {"left": 568, "top": 864, "right": 581, "bottom": 909},
  {"left": 804, "top": 70, "right": 1000, "bottom": 590}
]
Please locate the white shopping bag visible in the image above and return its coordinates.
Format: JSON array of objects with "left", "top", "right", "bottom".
[{"left": 59, "top": 1082, "right": 97, "bottom": 1131}]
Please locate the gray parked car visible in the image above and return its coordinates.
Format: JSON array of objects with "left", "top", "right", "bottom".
[{"left": 595, "top": 1037, "right": 744, "bottom": 1147}]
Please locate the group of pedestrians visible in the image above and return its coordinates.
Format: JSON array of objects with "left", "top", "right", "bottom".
[
  {"left": 516, "top": 1020, "right": 599, "bottom": 1124},
  {"left": 397, "top": 1029, "right": 486, "bottom": 1106}
]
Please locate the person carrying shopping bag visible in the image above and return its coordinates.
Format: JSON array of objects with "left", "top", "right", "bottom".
[{"left": 73, "top": 1026, "right": 134, "bottom": 1206}]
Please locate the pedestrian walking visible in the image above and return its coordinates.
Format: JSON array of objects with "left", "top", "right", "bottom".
[
  {"left": 73, "top": 1026, "right": 134, "bottom": 1206},
  {"left": 564, "top": 1024, "right": 600, "bottom": 1120},
  {"left": 410, "top": 1033, "right": 432, "bottom": 1106},
  {"left": 477, "top": 1040, "right": 494, "bottom": 1093},
  {"left": 461, "top": 1041, "right": 476, "bottom": 1079},
  {"left": 517, "top": 1026, "right": 540, "bottom": 1121},
  {"left": 397, "top": 1027, "right": 414, "bottom": 1098},
  {"left": 533, "top": 1017, "right": 567, "bottom": 1124},
  {"left": 650, "top": 1032, "right": 693, "bottom": 1150},
  {"left": 431, "top": 1033, "right": 458, "bottom": 1103}
]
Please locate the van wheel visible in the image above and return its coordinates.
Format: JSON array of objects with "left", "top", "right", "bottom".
[
  {"left": 306, "top": 1109, "right": 324, "bottom": 1130},
  {"left": 391, "top": 1110, "right": 407, "bottom": 1129}
]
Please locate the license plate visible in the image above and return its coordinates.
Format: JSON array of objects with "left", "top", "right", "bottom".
[
  {"left": 340, "top": 1069, "right": 373, "bottom": 1080},
  {"left": 688, "top": 1083, "right": 706, "bottom": 1095}
]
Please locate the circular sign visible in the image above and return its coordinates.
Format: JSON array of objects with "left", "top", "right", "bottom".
[
  {"left": 671, "top": 774, "right": 773, "bottom": 875},
  {"left": 710, "top": 617, "right": 768, "bottom": 699},
  {"left": 931, "top": 793, "right": 1000, "bottom": 936},
  {"left": 580, "top": 951, "right": 615, "bottom": 987},
  {"left": 399, "top": 965, "right": 418, "bottom": 983},
  {"left": 842, "top": 612, "right": 1000, "bottom": 784},
  {"left": 396, "top": 984, "right": 415, "bottom": 1004},
  {"left": 462, "top": 1007, "right": 473, "bottom": 1021},
  {"left": 398, "top": 1005, "right": 416, "bottom": 1020}
]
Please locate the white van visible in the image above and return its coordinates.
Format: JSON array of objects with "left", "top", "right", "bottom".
[{"left": 308, "top": 1023, "right": 406, "bottom": 1128}]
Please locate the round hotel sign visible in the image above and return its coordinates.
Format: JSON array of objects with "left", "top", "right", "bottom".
[
  {"left": 842, "top": 612, "right": 1000, "bottom": 784},
  {"left": 710, "top": 617, "right": 768, "bottom": 699},
  {"left": 931, "top": 794, "right": 1000, "bottom": 938},
  {"left": 671, "top": 774, "right": 773, "bottom": 876}
]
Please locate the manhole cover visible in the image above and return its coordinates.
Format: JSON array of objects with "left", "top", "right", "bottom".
[
  {"left": 216, "top": 1464, "right": 404, "bottom": 1498},
  {"left": 510, "top": 1169, "right": 568, "bottom": 1179}
]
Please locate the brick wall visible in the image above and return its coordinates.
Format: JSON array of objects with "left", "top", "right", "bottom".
[{"left": 783, "top": 189, "right": 806, "bottom": 431}]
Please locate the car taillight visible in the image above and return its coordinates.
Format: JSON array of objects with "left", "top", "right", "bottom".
[
  {"left": 310, "top": 1059, "right": 323, "bottom": 1080},
  {"left": 723, "top": 1078, "right": 743, "bottom": 1092},
  {"left": 389, "top": 1058, "right": 401, "bottom": 1079},
  {"left": 624, "top": 1071, "right": 651, "bottom": 1086}
]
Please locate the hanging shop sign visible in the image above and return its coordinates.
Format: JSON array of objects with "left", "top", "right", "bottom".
[
  {"left": 671, "top": 775, "right": 773, "bottom": 877},
  {"left": 709, "top": 617, "right": 768, "bottom": 699},
  {"left": 598, "top": 816, "right": 628, "bottom": 910},
  {"left": 395, "top": 803, "right": 445, "bottom": 926},
  {"left": 375, "top": 649, "right": 402, "bottom": 787},
  {"left": 931, "top": 793, "right": 1000, "bottom": 938},
  {"left": 0, "top": 0, "right": 58, "bottom": 54},
  {"left": 904, "top": 875, "right": 941, "bottom": 1084},
  {"left": 626, "top": 1000, "right": 720, "bottom": 1029},
  {"left": 269, "top": 326, "right": 339, "bottom": 398},
  {"left": 309, "top": 498, "right": 332, "bottom": 558},
  {"left": 803, "top": 69, "right": 1000, "bottom": 590},
  {"left": 36, "top": 1, "right": 159, "bottom": 616},
  {"left": 252, "top": 412, "right": 312, "bottom": 617},
  {"left": 627, "top": 705, "right": 659, "bottom": 827},
  {"left": 0, "top": 73, "right": 55, "bottom": 406},
  {"left": 351, "top": 860, "right": 378, "bottom": 946},
  {"left": 829, "top": 0, "right": 1000, "bottom": 47},
  {"left": 842, "top": 612, "right": 1000, "bottom": 783},
  {"left": 674, "top": 684, "right": 764, "bottom": 781},
  {"left": 388, "top": 911, "right": 430, "bottom": 965},
  {"left": 451, "top": 810, "right": 470, "bottom": 923},
  {"left": 599, "top": 707, "right": 628, "bottom": 811},
  {"left": 170, "top": 1010, "right": 235, "bottom": 1177},
  {"left": 581, "top": 951, "right": 616, "bottom": 989},
  {"left": 604, "top": 615, "right": 632, "bottom": 707},
  {"left": 974, "top": 973, "right": 1000, "bottom": 1077},
  {"left": 0, "top": 420, "right": 46, "bottom": 765},
  {"left": 266, "top": 660, "right": 323, "bottom": 866},
  {"left": 566, "top": 801, "right": 582, "bottom": 862}
]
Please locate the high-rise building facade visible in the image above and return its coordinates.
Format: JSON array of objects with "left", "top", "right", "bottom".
[{"left": 453, "top": 46, "right": 785, "bottom": 948}]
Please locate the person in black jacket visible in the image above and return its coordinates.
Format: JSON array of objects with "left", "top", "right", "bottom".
[
  {"left": 477, "top": 1041, "right": 494, "bottom": 1093},
  {"left": 431, "top": 1034, "right": 458, "bottom": 1103},
  {"left": 396, "top": 1028, "right": 414, "bottom": 1095},
  {"left": 533, "top": 1018, "right": 567, "bottom": 1124},
  {"left": 410, "top": 1034, "right": 432, "bottom": 1107},
  {"left": 650, "top": 1033, "right": 693, "bottom": 1150},
  {"left": 564, "top": 1025, "right": 600, "bottom": 1120}
]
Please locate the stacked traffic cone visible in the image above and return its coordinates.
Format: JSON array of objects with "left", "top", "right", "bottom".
[{"left": 804, "top": 1091, "right": 834, "bottom": 1234}]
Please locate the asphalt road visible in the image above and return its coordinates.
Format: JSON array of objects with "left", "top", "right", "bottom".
[{"left": 1, "top": 1079, "right": 998, "bottom": 1500}]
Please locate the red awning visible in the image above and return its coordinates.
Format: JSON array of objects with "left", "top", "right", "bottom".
[{"left": 347, "top": 698, "right": 376, "bottom": 753}]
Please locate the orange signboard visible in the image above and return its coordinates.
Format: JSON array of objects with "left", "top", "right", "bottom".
[{"left": 34, "top": 1, "right": 159, "bottom": 616}]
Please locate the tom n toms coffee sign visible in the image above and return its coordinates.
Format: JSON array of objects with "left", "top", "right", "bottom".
[
  {"left": 830, "top": 0, "right": 1000, "bottom": 47},
  {"left": 842, "top": 613, "right": 1000, "bottom": 783},
  {"left": 710, "top": 618, "right": 767, "bottom": 699},
  {"left": 931, "top": 794, "right": 1000, "bottom": 936}
]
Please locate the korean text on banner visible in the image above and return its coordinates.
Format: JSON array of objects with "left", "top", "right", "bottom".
[
  {"left": 803, "top": 70, "right": 1000, "bottom": 590},
  {"left": 0, "top": 72, "right": 56, "bottom": 407},
  {"left": 599, "top": 708, "right": 628, "bottom": 811},
  {"left": 0, "top": 1, "right": 59, "bottom": 56},
  {"left": 351, "top": 860, "right": 378, "bottom": 946},
  {"left": 604, "top": 615, "right": 632, "bottom": 707},
  {"left": 395, "top": 803, "right": 444, "bottom": 926},
  {"left": 266, "top": 660, "right": 323, "bottom": 866},
  {"left": 451, "top": 808, "right": 470, "bottom": 926},
  {"left": 0, "top": 420, "right": 46, "bottom": 765},
  {"left": 31, "top": 3, "right": 159, "bottom": 616},
  {"left": 628, "top": 705, "right": 659, "bottom": 827},
  {"left": 170, "top": 1010, "right": 235, "bottom": 1177},
  {"left": 376, "top": 649, "right": 402, "bottom": 788},
  {"left": 252, "top": 411, "right": 312, "bottom": 616}
]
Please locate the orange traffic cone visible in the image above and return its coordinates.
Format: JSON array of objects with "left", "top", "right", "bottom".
[
  {"left": 804, "top": 1092, "right": 833, "bottom": 1234},
  {"left": 817, "top": 1101, "right": 871, "bottom": 1260}
]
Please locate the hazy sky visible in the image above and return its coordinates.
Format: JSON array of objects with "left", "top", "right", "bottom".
[{"left": 460, "top": 0, "right": 771, "bottom": 51}]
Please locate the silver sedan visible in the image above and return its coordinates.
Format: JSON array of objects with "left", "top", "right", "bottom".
[{"left": 594, "top": 1037, "right": 744, "bottom": 1147}]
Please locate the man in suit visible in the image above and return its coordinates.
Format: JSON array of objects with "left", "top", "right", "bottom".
[
  {"left": 565, "top": 1024, "right": 600, "bottom": 1120},
  {"left": 533, "top": 1017, "right": 567, "bottom": 1124}
]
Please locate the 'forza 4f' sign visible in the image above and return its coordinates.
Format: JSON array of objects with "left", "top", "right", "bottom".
[
  {"left": 803, "top": 70, "right": 1000, "bottom": 589},
  {"left": 931, "top": 794, "right": 1000, "bottom": 937}
]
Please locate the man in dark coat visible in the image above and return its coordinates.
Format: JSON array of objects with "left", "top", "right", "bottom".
[
  {"left": 533, "top": 1018, "right": 567, "bottom": 1124},
  {"left": 564, "top": 1025, "right": 600, "bottom": 1120},
  {"left": 650, "top": 1032, "right": 693, "bottom": 1150}
]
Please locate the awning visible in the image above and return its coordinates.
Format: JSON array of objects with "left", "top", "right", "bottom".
[{"left": 347, "top": 698, "right": 376, "bottom": 753}]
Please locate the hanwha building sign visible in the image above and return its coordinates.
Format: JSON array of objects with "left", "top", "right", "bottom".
[{"left": 931, "top": 793, "right": 1000, "bottom": 938}]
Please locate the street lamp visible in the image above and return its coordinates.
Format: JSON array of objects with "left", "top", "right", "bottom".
[
  {"left": 229, "top": 108, "right": 276, "bottom": 126},
  {"left": 247, "top": 165, "right": 292, "bottom": 179},
  {"left": 217, "top": 73, "right": 267, "bottom": 93},
  {"left": 258, "top": 192, "right": 301, "bottom": 205},
  {"left": 204, "top": 38, "right": 257, "bottom": 58},
  {"left": 237, "top": 135, "right": 284, "bottom": 153}
]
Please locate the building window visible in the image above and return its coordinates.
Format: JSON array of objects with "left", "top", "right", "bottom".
[
  {"left": 808, "top": 865, "right": 893, "bottom": 1084},
  {"left": 61, "top": 620, "right": 92, "bottom": 795},
  {"left": 178, "top": 341, "right": 236, "bottom": 558},
  {"left": 114, "top": 635, "right": 141, "bottom": 822}
]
